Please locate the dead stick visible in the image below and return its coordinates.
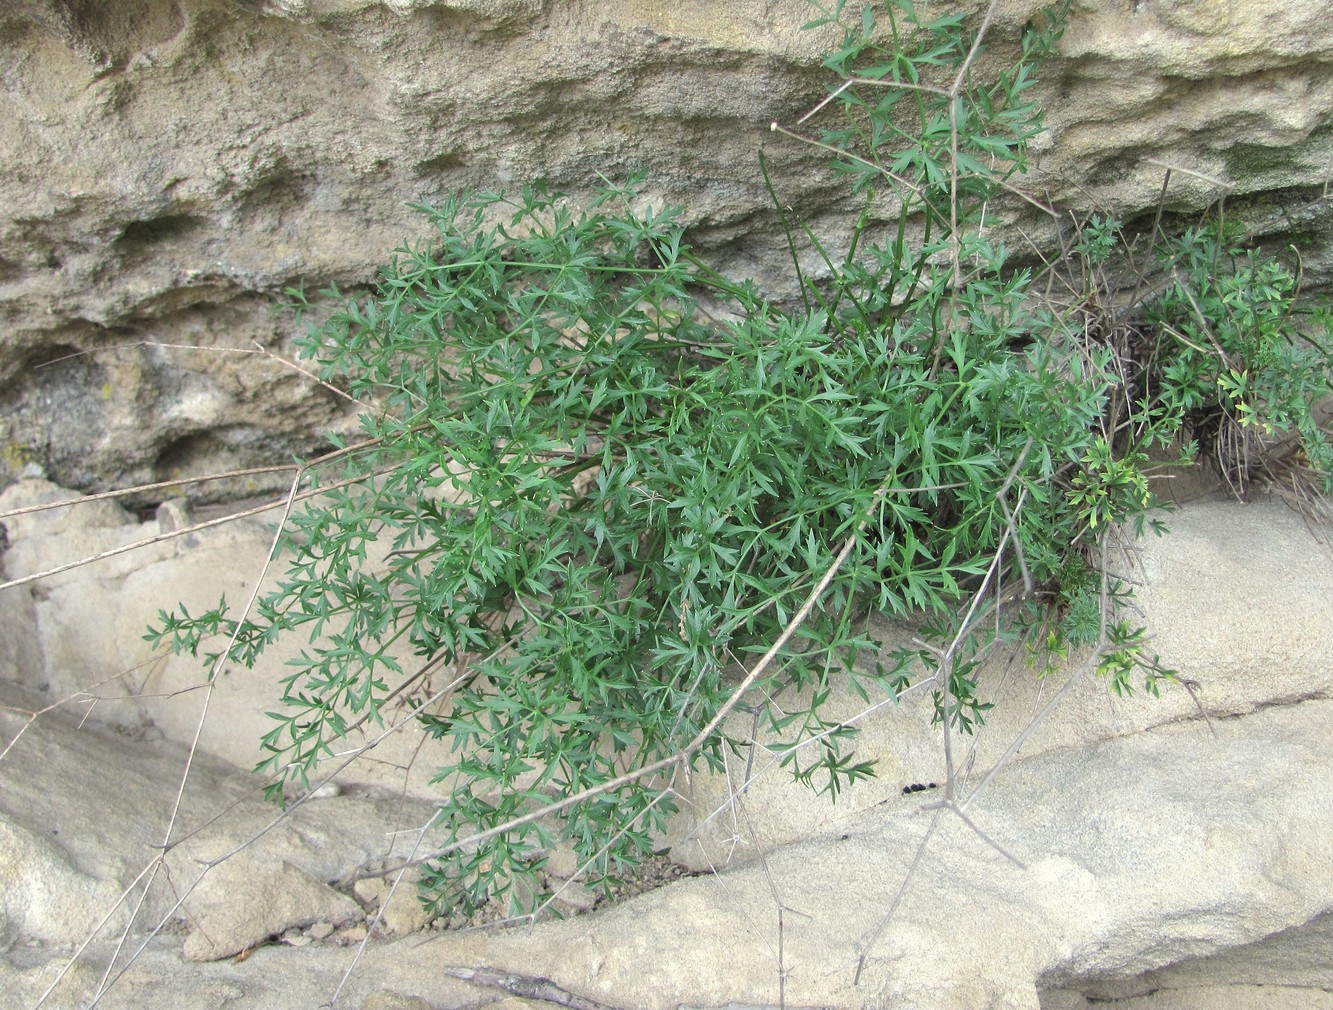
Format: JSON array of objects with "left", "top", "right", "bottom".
[{"left": 443, "top": 966, "right": 629, "bottom": 1010}]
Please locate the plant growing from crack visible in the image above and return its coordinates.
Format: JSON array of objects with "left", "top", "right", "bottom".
[{"left": 147, "top": 0, "right": 1332, "bottom": 920}]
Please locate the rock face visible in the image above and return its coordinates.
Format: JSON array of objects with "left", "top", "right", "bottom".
[
  {"left": 2, "top": 0, "right": 1332, "bottom": 496},
  {"left": 2, "top": 477, "right": 1332, "bottom": 1008},
  {"left": 4, "top": 5, "right": 1331, "bottom": 1002}
]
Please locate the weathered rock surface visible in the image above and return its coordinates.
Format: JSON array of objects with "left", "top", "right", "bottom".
[
  {"left": 2, "top": 0, "right": 1331, "bottom": 496},
  {"left": 6, "top": 473, "right": 1331, "bottom": 818},
  {"left": 0, "top": 675, "right": 437, "bottom": 968},
  {"left": 2, "top": 689, "right": 1330, "bottom": 1009},
  {"left": 182, "top": 860, "right": 361, "bottom": 961},
  {"left": 0, "top": 475, "right": 452, "bottom": 789},
  {"left": 5, "top": 0, "right": 1332, "bottom": 992},
  {"left": 1, "top": 481, "right": 1332, "bottom": 1008},
  {"left": 670, "top": 493, "right": 1333, "bottom": 864}
]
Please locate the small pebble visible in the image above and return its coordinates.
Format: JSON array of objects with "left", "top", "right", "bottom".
[{"left": 309, "top": 922, "right": 335, "bottom": 940}]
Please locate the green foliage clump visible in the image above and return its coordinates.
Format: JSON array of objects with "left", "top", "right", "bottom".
[
  {"left": 148, "top": 0, "right": 1331, "bottom": 918},
  {"left": 1144, "top": 223, "right": 1333, "bottom": 495}
]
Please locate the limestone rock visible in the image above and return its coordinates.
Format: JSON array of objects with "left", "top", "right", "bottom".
[
  {"left": 668, "top": 495, "right": 1333, "bottom": 866},
  {"left": 0, "top": 679, "right": 440, "bottom": 958},
  {"left": 182, "top": 861, "right": 361, "bottom": 961},
  {"left": 1048, "top": 908, "right": 1333, "bottom": 1008},
  {"left": 361, "top": 992, "right": 436, "bottom": 1010},
  {"left": 0, "top": 573, "right": 41, "bottom": 685},
  {"left": 0, "top": 477, "right": 282, "bottom": 731},
  {"left": 3, "top": 484, "right": 1332, "bottom": 1007},
  {"left": 1, "top": 0, "right": 1329, "bottom": 497},
  {"left": 5, "top": 696, "right": 1330, "bottom": 1009},
  {"left": 0, "top": 815, "right": 127, "bottom": 949},
  {"left": 330, "top": 695, "right": 1333, "bottom": 1010},
  {"left": 353, "top": 874, "right": 433, "bottom": 937},
  {"left": 0, "top": 476, "right": 458, "bottom": 788}
]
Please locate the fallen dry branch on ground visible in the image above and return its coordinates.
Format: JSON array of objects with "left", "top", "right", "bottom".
[{"left": 444, "top": 965, "right": 629, "bottom": 1010}]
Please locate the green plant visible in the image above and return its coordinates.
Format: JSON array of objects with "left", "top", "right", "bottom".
[
  {"left": 146, "top": 0, "right": 1330, "bottom": 919},
  {"left": 773, "top": 0, "right": 1172, "bottom": 696},
  {"left": 1141, "top": 222, "right": 1333, "bottom": 496}
]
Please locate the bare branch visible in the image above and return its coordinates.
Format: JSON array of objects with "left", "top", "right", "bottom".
[{"left": 444, "top": 966, "right": 628, "bottom": 1010}]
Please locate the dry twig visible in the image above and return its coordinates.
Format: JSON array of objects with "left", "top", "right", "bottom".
[{"left": 444, "top": 965, "right": 629, "bottom": 1010}]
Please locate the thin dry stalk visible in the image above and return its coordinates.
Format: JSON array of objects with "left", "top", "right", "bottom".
[{"left": 0, "top": 436, "right": 393, "bottom": 593}]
